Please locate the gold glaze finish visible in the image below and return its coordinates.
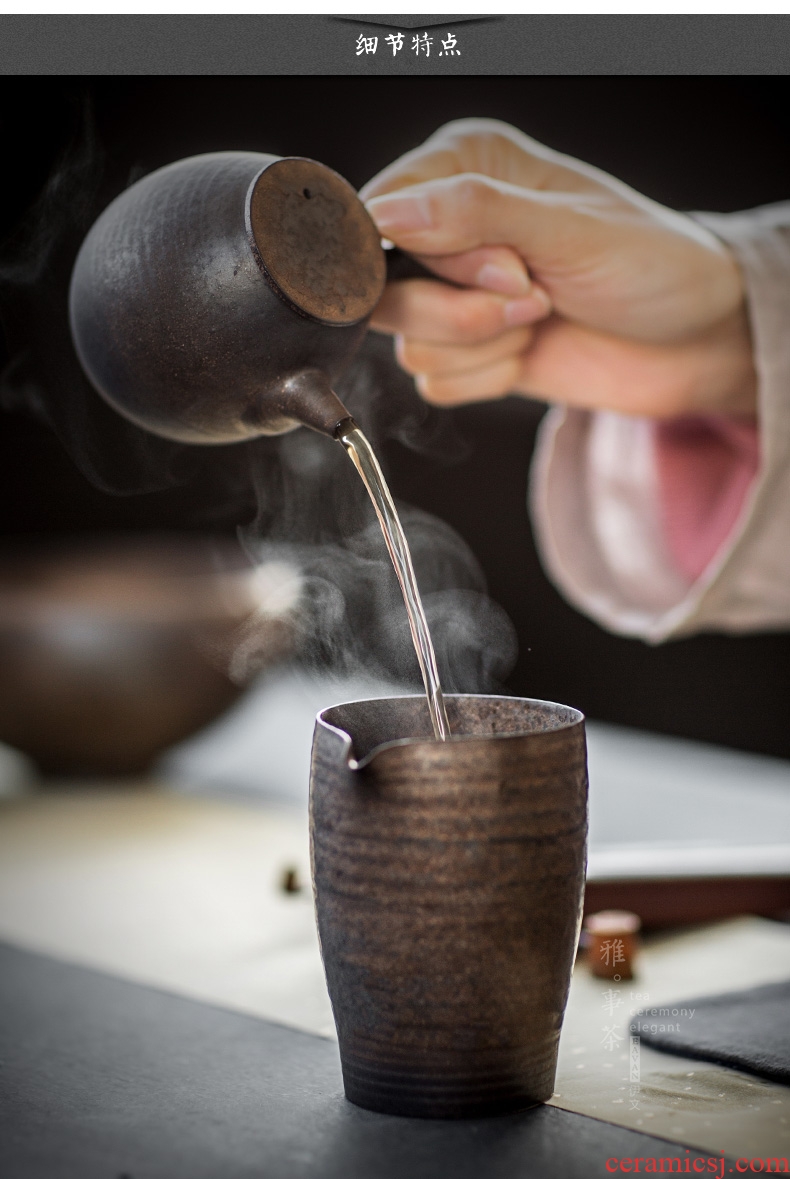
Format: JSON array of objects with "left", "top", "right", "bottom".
[{"left": 310, "top": 694, "right": 588, "bottom": 1119}]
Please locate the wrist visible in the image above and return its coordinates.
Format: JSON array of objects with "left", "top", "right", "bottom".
[{"left": 680, "top": 302, "right": 757, "bottom": 419}]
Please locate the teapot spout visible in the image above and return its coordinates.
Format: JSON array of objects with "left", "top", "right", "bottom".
[{"left": 266, "top": 369, "right": 356, "bottom": 438}]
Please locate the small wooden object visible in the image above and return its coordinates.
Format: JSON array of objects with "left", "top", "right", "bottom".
[
  {"left": 280, "top": 867, "right": 303, "bottom": 895},
  {"left": 584, "top": 910, "right": 641, "bottom": 981}
]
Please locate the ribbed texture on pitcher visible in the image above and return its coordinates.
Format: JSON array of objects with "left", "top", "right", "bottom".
[{"left": 310, "top": 694, "right": 588, "bottom": 1119}]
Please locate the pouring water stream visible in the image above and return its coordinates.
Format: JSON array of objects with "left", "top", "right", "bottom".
[{"left": 337, "top": 420, "right": 450, "bottom": 741}]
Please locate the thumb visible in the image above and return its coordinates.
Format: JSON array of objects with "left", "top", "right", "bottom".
[{"left": 367, "top": 174, "right": 602, "bottom": 276}]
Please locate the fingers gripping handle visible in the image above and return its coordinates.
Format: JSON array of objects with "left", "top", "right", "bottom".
[{"left": 384, "top": 247, "right": 462, "bottom": 287}]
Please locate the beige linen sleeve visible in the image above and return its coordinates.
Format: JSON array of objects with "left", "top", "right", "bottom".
[{"left": 529, "top": 202, "right": 790, "bottom": 643}]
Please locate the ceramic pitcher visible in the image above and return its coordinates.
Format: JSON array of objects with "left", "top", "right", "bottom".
[{"left": 310, "top": 693, "right": 588, "bottom": 1119}]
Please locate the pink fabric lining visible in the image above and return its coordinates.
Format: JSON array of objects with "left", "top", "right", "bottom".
[{"left": 654, "top": 416, "right": 760, "bottom": 583}]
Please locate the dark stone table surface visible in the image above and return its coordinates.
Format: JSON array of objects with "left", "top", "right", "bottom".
[{"left": 0, "top": 941, "right": 731, "bottom": 1179}]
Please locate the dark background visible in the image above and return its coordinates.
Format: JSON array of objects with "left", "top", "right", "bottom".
[{"left": 2, "top": 77, "right": 789, "bottom": 756}]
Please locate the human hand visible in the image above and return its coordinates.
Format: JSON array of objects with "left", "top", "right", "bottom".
[{"left": 361, "top": 119, "right": 756, "bottom": 418}]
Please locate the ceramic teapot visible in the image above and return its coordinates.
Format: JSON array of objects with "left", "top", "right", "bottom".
[{"left": 69, "top": 151, "right": 391, "bottom": 443}]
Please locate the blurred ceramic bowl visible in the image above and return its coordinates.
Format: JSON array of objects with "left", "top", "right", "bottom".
[{"left": 0, "top": 535, "right": 300, "bottom": 775}]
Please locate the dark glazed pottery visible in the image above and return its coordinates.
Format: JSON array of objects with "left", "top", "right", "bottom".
[
  {"left": 0, "top": 536, "right": 294, "bottom": 774},
  {"left": 69, "top": 152, "right": 386, "bottom": 443},
  {"left": 310, "top": 694, "right": 588, "bottom": 1119}
]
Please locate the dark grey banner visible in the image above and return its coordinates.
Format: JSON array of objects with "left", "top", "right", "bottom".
[{"left": 1, "top": 14, "right": 790, "bottom": 75}]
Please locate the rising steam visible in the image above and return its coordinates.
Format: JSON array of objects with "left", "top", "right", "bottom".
[
  {"left": 1, "top": 96, "right": 518, "bottom": 698},
  {"left": 234, "top": 340, "right": 518, "bottom": 696}
]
